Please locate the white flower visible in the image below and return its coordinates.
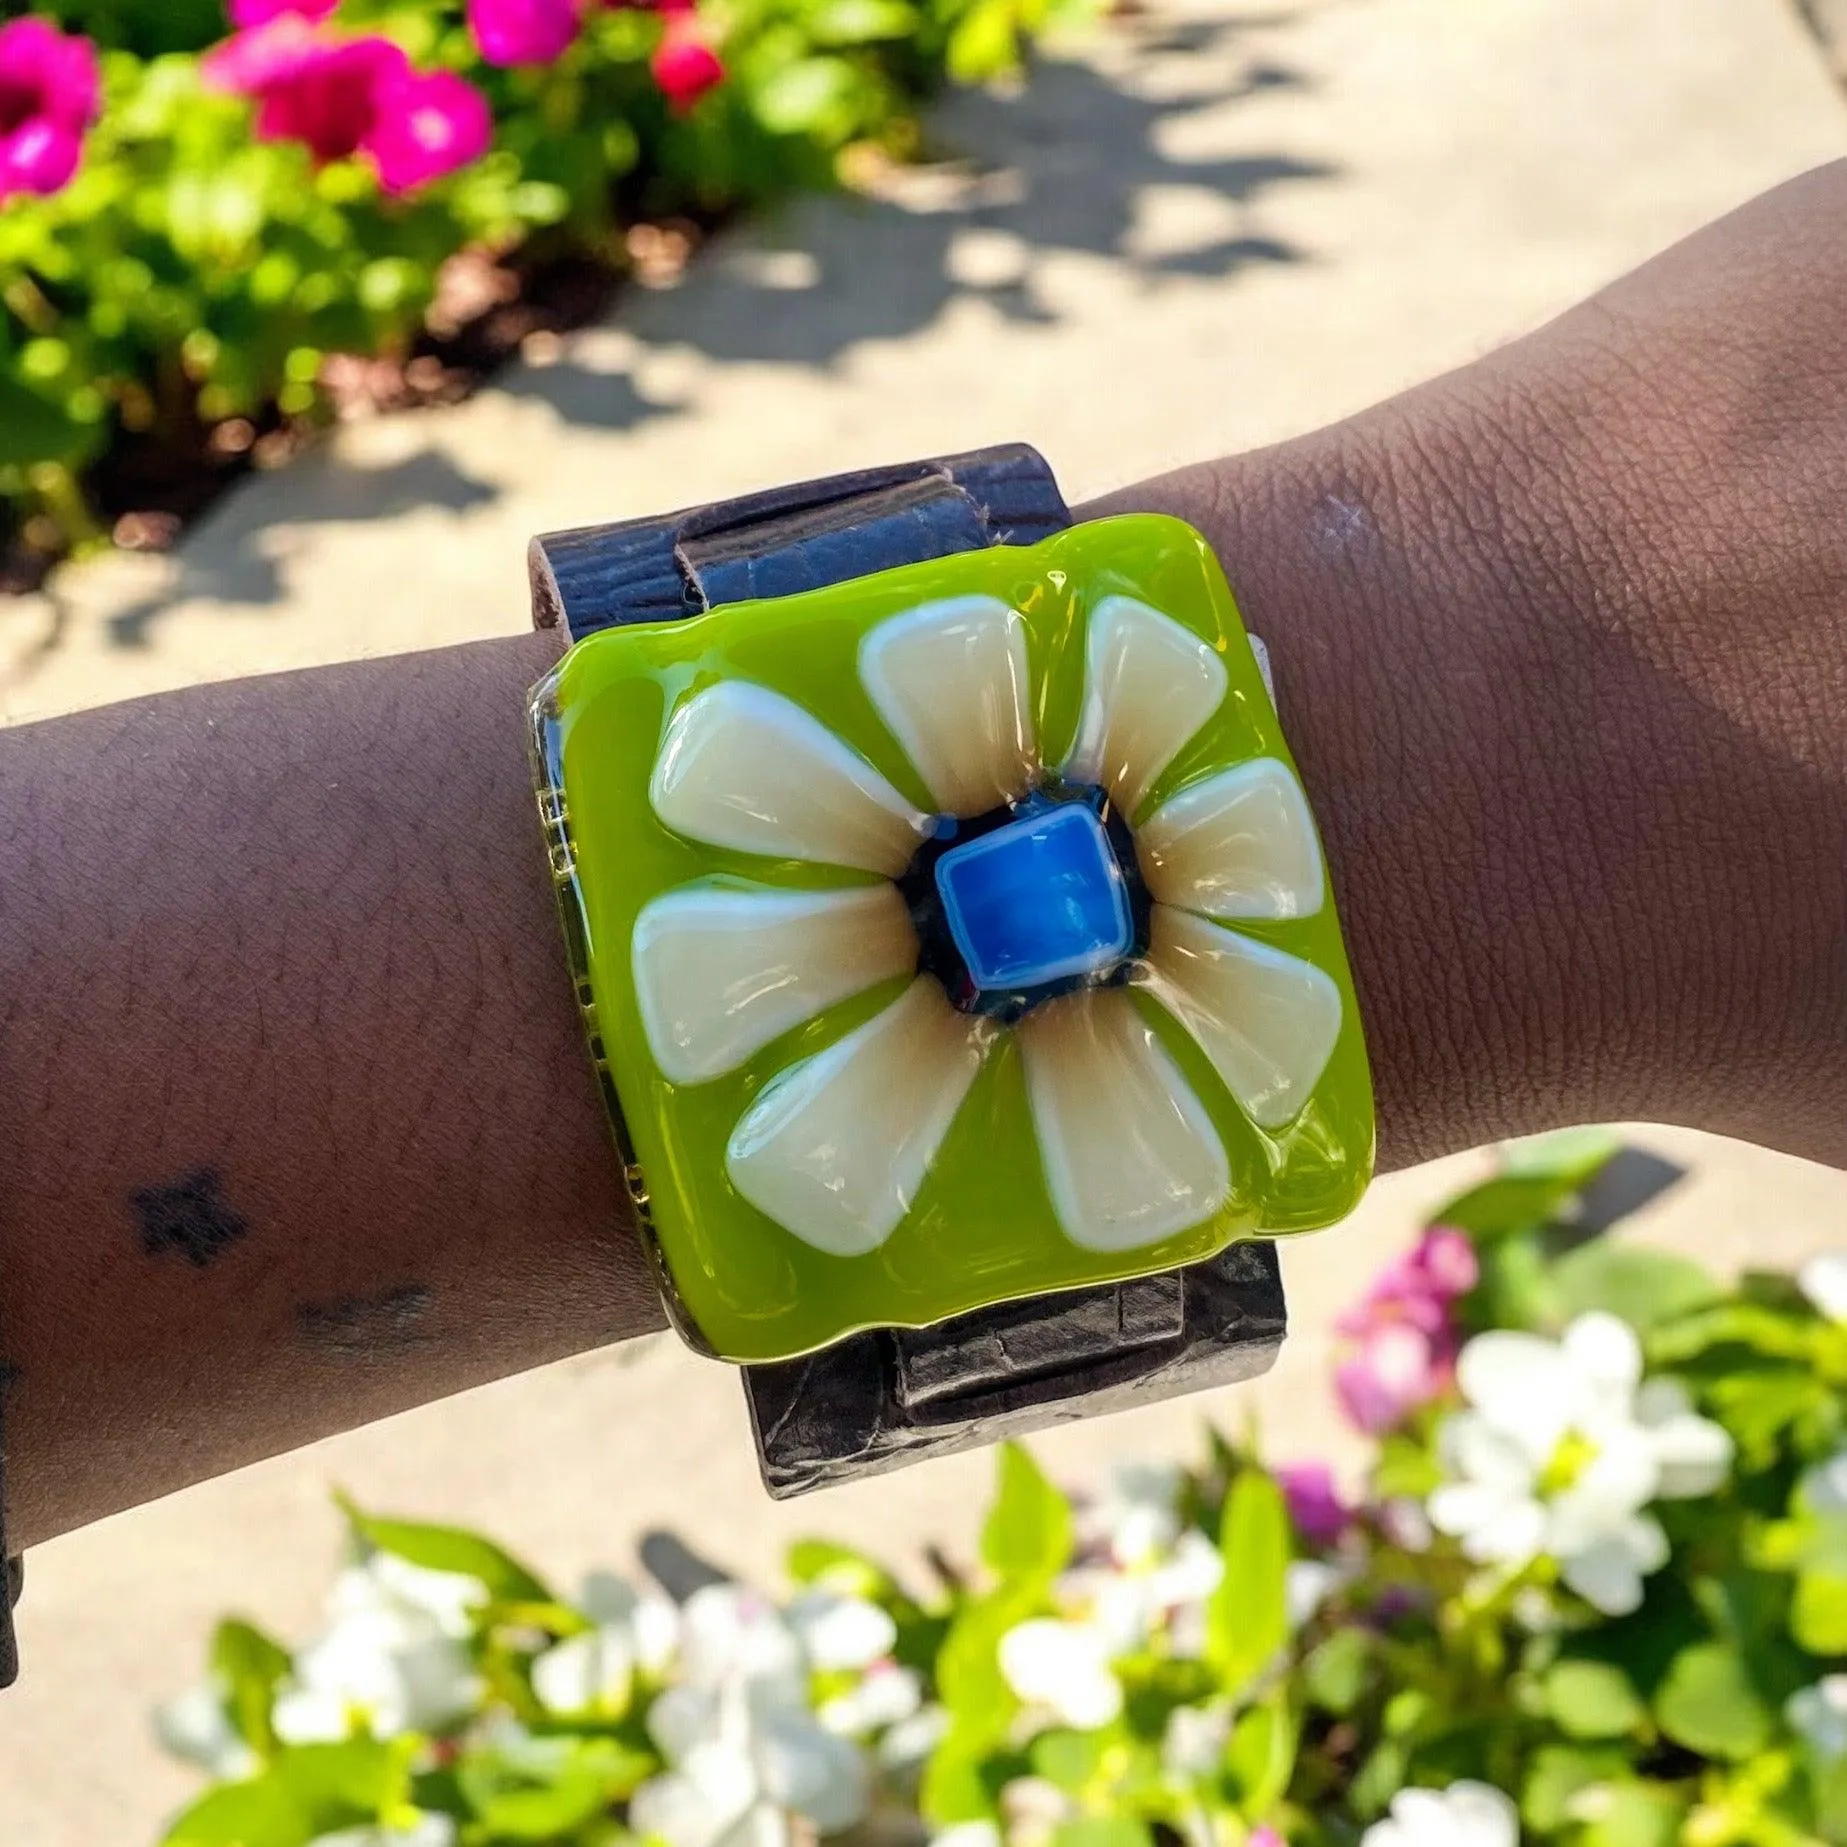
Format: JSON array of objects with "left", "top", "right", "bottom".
[
  {"left": 1360, "top": 1782, "right": 1519, "bottom": 1847},
  {"left": 997, "top": 1618, "right": 1122, "bottom": 1729},
  {"left": 1163, "top": 1702, "right": 1232, "bottom": 1777},
  {"left": 272, "top": 1561, "right": 481, "bottom": 1744},
  {"left": 878, "top": 1702, "right": 949, "bottom": 1769},
  {"left": 1092, "top": 1462, "right": 1186, "bottom": 1566},
  {"left": 310, "top": 1816, "right": 456, "bottom": 1847},
  {"left": 635, "top": 595, "right": 1342, "bottom": 1258},
  {"left": 931, "top": 1826, "right": 1003, "bottom": 1847},
  {"left": 352, "top": 1554, "right": 489, "bottom": 1638},
  {"left": 1800, "top": 1253, "right": 1847, "bottom": 1323},
  {"left": 1800, "top": 1450, "right": 1847, "bottom": 1517},
  {"left": 533, "top": 1573, "right": 680, "bottom": 1717},
  {"left": 1427, "top": 1312, "right": 1732, "bottom": 1615},
  {"left": 629, "top": 1585, "right": 869, "bottom": 1847},
  {"left": 786, "top": 1590, "right": 897, "bottom": 1672},
  {"left": 152, "top": 1682, "right": 260, "bottom": 1780},
  {"left": 818, "top": 1662, "right": 923, "bottom": 1737},
  {"left": 1789, "top": 1676, "right": 1847, "bottom": 1759},
  {"left": 1285, "top": 1559, "right": 1344, "bottom": 1631}
]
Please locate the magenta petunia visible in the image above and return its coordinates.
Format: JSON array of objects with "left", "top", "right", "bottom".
[
  {"left": 251, "top": 35, "right": 408, "bottom": 165},
  {"left": 1274, "top": 1461, "right": 1351, "bottom": 1549},
  {"left": 366, "top": 68, "right": 493, "bottom": 196},
  {"left": 468, "top": 0, "right": 582, "bottom": 67},
  {"left": 0, "top": 17, "right": 101, "bottom": 205},
  {"left": 228, "top": 0, "right": 340, "bottom": 25},
  {"left": 651, "top": 16, "right": 723, "bottom": 112}
]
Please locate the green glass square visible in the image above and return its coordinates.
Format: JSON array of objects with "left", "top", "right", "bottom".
[{"left": 530, "top": 513, "right": 1374, "bottom": 1363}]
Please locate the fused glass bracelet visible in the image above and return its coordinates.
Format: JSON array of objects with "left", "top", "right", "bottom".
[{"left": 529, "top": 512, "right": 1375, "bottom": 1365}]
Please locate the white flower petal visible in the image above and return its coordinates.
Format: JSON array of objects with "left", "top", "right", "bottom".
[
  {"left": 1136, "top": 759, "right": 1325, "bottom": 921},
  {"left": 931, "top": 1826, "right": 1003, "bottom": 1847},
  {"left": 1454, "top": 1334, "right": 1573, "bottom": 1464},
  {"left": 1286, "top": 1559, "right": 1342, "bottom": 1629},
  {"left": 1560, "top": 1534, "right": 1649, "bottom": 1616},
  {"left": 1639, "top": 1407, "right": 1733, "bottom": 1500},
  {"left": 756, "top": 1711, "right": 871, "bottom": 1832},
  {"left": 859, "top": 595, "right": 1037, "bottom": 816},
  {"left": 153, "top": 1684, "right": 260, "bottom": 1780},
  {"left": 1427, "top": 1482, "right": 1547, "bottom": 1566},
  {"left": 786, "top": 1592, "right": 897, "bottom": 1672},
  {"left": 272, "top": 1683, "right": 352, "bottom": 1745},
  {"left": 651, "top": 682, "right": 928, "bottom": 875},
  {"left": 1803, "top": 1451, "right": 1847, "bottom": 1516},
  {"left": 1788, "top": 1676, "right": 1847, "bottom": 1759},
  {"left": 533, "top": 1626, "right": 633, "bottom": 1715},
  {"left": 1801, "top": 1252, "right": 1847, "bottom": 1323},
  {"left": 650, "top": 1684, "right": 723, "bottom": 1764},
  {"left": 1136, "top": 906, "right": 1342, "bottom": 1129},
  {"left": 727, "top": 976, "right": 994, "bottom": 1256},
  {"left": 632, "top": 880, "right": 917, "bottom": 1084},
  {"left": 678, "top": 1587, "right": 804, "bottom": 1692},
  {"left": 631, "top": 1760, "right": 753, "bottom": 1847},
  {"left": 1439, "top": 1782, "right": 1521, "bottom": 1847},
  {"left": 1019, "top": 987, "right": 1230, "bottom": 1252},
  {"left": 998, "top": 1621, "right": 1123, "bottom": 1729},
  {"left": 1561, "top": 1311, "right": 1643, "bottom": 1413},
  {"left": 819, "top": 1664, "right": 923, "bottom": 1737},
  {"left": 1157, "top": 1530, "right": 1226, "bottom": 1606},
  {"left": 1062, "top": 596, "right": 1227, "bottom": 817},
  {"left": 1437, "top": 1411, "right": 1541, "bottom": 1496},
  {"left": 1547, "top": 1427, "right": 1659, "bottom": 1549}
]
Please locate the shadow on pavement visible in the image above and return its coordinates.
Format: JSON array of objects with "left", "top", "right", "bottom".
[{"left": 102, "top": 4, "right": 1333, "bottom": 632}]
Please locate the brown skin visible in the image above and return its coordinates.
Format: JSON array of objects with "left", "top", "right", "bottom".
[{"left": 4, "top": 164, "right": 1847, "bottom": 1551}]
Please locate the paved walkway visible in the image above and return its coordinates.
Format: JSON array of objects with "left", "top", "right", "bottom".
[{"left": 3, "top": 0, "right": 1846, "bottom": 1839}]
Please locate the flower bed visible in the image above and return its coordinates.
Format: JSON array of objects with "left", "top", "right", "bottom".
[
  {"left": 151, "top": 1132, "right": 1847, "bottom": 1847},
  {"left": 0, "top": 0, "right": 1075, "bottom": 584}
]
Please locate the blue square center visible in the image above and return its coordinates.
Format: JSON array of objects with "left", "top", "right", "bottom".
[{"left": 934, "top": 802, "right": 1133, "bottom": 994}]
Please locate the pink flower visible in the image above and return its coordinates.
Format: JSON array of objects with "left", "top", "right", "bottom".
[
  {"left": 213, "top": 26, "right": 491, "bottom": 195},
  {"left": 468, "top": 0, "right": 583, "bottom": 66},
  {"left": 366, "top": 69, "right": 492, "bottom": 196},
  {"left": 1335, "top": 1322, "right": 1452, "bottom": 1435},
  {"left": 1275, "top": 1462, "right": 1350, "bottom": 1549},
  {"left": 228, "top": 0, "right": 340, "bottom": 25},
  {"left": 651, "top": 15, "right": 723, "bottom": 112},
  {"left": 0, "top": 17, "right": 100, "bottom": 205},
  {"left": 1249, "top": 1830, "right": 1286, "bottom": 1847}
]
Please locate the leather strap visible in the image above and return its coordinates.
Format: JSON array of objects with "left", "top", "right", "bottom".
[
  {"left": 530, "top": 444, "right": 1069, "bottom": 640},
  {"left": 530, "top": 443, "right": 1287, "bottom": 1499}
]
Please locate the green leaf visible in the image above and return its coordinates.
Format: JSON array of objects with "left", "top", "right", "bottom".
[
  {"left": 1437, "top": 1130, "right": 1622, "bottom": 1237},
  {"left": 338, "top": 1497, "right": 550, "bottom": 1604},
  {"left": 1372, "top": 1434, "right": 1443, "bottom": 1500},
  {"left": 458, "top": 1736, "right": 641, "bottom": 1840},
  {"left": 980, "top": 1444, "right": 1073, "bottom": 1583},
  {"left": 1653, "top": 1641, "right": 1772, "bottom": 1760},
  {"left": 810, "top": 0, "right": 918, "bottom": 42},
  {"left": 1226, "top": 1697, "right": 1297, "bottom": 1810},
  {"left": 1206, "top": 1471, "right": 1289, "bottom": 1697},
  {"left": 786, "top": 1537, "right": 898, "bottom": 1601},
  {"left": 1522, "top": 1744, "right": 1629, "bottom": 1832},
  {"left": 1053, "top": 1820, "right": 1152, "bottom": 1847},
  {"left": 1543, "top": 1659, "right": 1646, "bottom": 1740},
  {"left": 0, "top": 371, "right": 93, "bottom": 469},
  {"left": 1581, "top": 1781, "right": 1688, "bottom": 1847},
  {"left": 1031, "top": 1728, "right": 1106, "bottom": 1793},
  {"left": 1302, "top": 1627, "right": 1371, "bottom": 1715},
  {"left": 211, "top": 1617, "right": 292, "bottom": 1754},
  {"left": 751, "top": 56, "right": 860, "bottom": 135},
  {"left": 160, "top": 1776, "right": 309, "bottom": 1847},
  {"left": 1793, "top": 1567, "right": 1847, "bottom": 1654},
  {"left": 1549, "top": 1242, "right": 1721, "bottom": 1333},
  {"left": 947, "top": 0, "right": 1021, "bottom": 81}
]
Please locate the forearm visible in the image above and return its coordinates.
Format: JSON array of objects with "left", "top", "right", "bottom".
[
  {"left": 4, "top": 167, "right": 1846, "bottom": 1549},
  {"left": 0, "top": 633, "right": 663, "bottom": 1547}
]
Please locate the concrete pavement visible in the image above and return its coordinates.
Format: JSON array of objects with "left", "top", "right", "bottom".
[{"left": 2, "top": 0, "right": 1845, "bottom": 1838}]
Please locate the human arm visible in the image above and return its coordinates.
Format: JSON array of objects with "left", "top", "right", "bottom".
[{"left": 4, "top": 161, "right": 1846, "bottom": 1549}]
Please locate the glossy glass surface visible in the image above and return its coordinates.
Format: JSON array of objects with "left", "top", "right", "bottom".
[{"left": 529, "top": 513, "right": 1375, "bottom": 1363}]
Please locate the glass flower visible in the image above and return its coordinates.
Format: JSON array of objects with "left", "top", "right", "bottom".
[
  {"left": 634, "top": 591, "right": 1338, "bottom": 1257},
  {"left": 531, "top": 514, "right": 1372, "bottom": 1360}
]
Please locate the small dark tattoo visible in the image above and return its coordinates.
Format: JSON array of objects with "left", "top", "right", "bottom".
[
  {"left": 131, "top": 1168, "right": 250, "bottom": 1268},
  {"left": 299, "top": 1285, "right": 434, "bottom": 1356}
]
